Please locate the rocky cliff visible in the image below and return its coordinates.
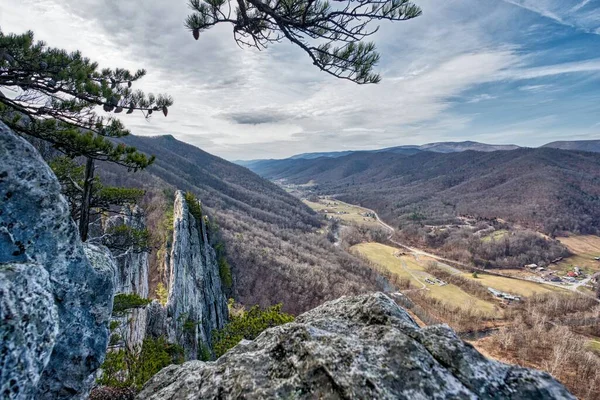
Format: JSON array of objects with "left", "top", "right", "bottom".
[
  {"left": 101, "top": 190, "right": 228, "bottom": 360},
  {"left": 0, "top": 122, "right": 115, "bottom": 399},
  {"left": 105, "top": 206, "right": 149, "bottom": 298},
  {"left": 137, "top": 293, "right": 574, "bottom": 400},
  {"left": 165, "top": 191, "right": 228, "bottom": 359},
  {"left": 103, "top": 206, "right": 150, "bottom": 348}
]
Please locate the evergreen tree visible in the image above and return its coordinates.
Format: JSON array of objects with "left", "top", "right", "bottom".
[
  {"left": 0, "top": 29, "right": 173, "bottom": 240},
  {"left": 185, "top": 0, "right": 421, "bottom": 84}
]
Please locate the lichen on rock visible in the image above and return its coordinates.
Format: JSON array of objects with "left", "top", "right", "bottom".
[
  {"left": 0, "top": 263, "right": 58, "bottom": 400},
  {"left": 0, "top": 121, "right": 115, "bottom": 399},
  {"left": 137, "top": 293, "right": 575, "bottom": 400}
]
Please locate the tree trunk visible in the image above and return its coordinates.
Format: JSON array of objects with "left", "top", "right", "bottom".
[{"left": 79, "top": 157, "right": 95, "bottom": 242}]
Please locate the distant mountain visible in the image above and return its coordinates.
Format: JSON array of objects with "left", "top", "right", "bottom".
[
  {"left": 249, "top": 147, "right": 600, "bottom": 236},
  {"left": 97, "top": 134, "right": 384, "bottom": 314},
  {"left": 236, "top": 141, "right": 520, "bottom": 168},
  {"left": 415, "top": 141, "right": 521, "bottom": 153},
  {"left": 543, "top": 140, "right": 600, "bottom": 153}
]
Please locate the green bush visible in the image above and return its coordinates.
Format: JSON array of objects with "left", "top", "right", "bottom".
[
  {"left": 109, "top": 333, "right": 121, "bottom": 346},
  {"left": 113, "top": 293, "right": 151, "bottom": 314},
  {"left": 97, "top": 336, "right": 183, "bottom": 390},
  {"left": 185, "top": 191, "right": 203, "bottom": 224},
  {"left": 155, "top": 282, "right": 169, "bottom": 306},
  {"left": 212, "top": 303, "right": 294, "bottom": 358}
]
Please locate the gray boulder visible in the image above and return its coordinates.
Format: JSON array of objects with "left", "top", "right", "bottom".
[
  {"left": 0, "top": 263, "right": 58, "bottom": 399},
  {"left": 0, "top": 122, "right": 115, "bottom": 399},
  {"left": 137, "top": 293, "right": 574, "bottom": 400}
]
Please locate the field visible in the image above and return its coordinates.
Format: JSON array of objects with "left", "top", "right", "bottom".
[
  {"left": 462, "top": 273, "right": 562, "bottom": 297},
  {"left": 351, "top": 242, "right": 497, "bottom": 314},
  {"left": 303, "top": 198, "right": 381, "bottom": 228},
  {"left": 555, "top": 235, "right": 600, "bottom": 274},
  {"left": 481, "top": 229, "right": 509, "bottom": 243}
]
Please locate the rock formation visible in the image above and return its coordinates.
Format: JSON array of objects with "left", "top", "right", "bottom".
[
  {"left": 103, "top": 206, "right": 150, "bottom": 348},
  {"left": 137, "top": 293, "right": 574, "bottom": 400},
  {"left": 165, "top": 190, "right": 228, "bottom": 359},
  {"left": 101, "top": 190, "right": 228, "bottom": 360},
  {"left": 0, "top": 263, "right": 58, "bottom": 399},
  {"left": 0, "top": 122, "right": 115, "bottom": 399},
  {"left": 105, "top": 206, "right": 149, "bottom": 298}
]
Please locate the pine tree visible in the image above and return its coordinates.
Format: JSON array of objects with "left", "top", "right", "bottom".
[
  {"left": 0, "top": 29, "right": 173, "bottom": 240},
  {"left": 185, "top": 0, "right": 421, "bottom": 84}
]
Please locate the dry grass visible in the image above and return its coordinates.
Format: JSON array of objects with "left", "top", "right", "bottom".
[
  {"left": 352, "top": 242, "right": 497, "bottom": 315},
  {"left": 303, "top": 199, "right": 381, "bottom": 228},
  {"left": 462, "top": 272, "right": 562, "bottom": 297},
  {"left": 475, "top": 292, "right": 600, "bottom": 400}
]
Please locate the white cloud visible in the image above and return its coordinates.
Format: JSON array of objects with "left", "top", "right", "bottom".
[{"left": 1, "top": 0, "right": 599, "bottom": 159}]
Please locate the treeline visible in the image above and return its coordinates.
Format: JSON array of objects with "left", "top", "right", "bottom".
[{"left": 396, "top": 224, "right": 569, "bottom": 269}]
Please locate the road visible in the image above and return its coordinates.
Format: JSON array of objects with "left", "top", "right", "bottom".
[{"left": 340, "top": 199, "right": 595, "bottom": 296}]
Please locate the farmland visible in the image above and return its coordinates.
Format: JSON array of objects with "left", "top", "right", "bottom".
[
  {"left": 303, "top": 198, "right": 381, "bottom": 228},
  {"left": 554, "top": 235, "right": 600, "bottom": 275},
  {"left": 351, "top": 242, "right": 497, "bottom": 315},
  {"left": 461, "top": 272, "right": 562, "bottom": 297}
]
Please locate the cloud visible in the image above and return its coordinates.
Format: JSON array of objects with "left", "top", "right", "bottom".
[
  {"left": 467, "top": 94, "right": 498, "bottom": 103},
  {"left": 1, "top": 0, "right": 600, "bottom": 159},
  {"left": 501, "top": 0, "right": 600, "bottom": 35}
]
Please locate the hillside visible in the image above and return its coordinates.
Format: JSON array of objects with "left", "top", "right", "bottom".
[
  {"left": 96, "top": 135, "right": 385, "bottom": 314},
  {"left": 248, "top": 148, "right": 600, "bottom": 236},
  {"left": 543, "top": 140, "right": 600, "bottom": 153}
]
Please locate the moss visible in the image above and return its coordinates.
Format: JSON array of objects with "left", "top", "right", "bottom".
[
  {"left": 109, "top": 320, "right": 120, "bottom": 331},
  {"left": 112, "top": 293, "right": 151, "bottom": 314}
]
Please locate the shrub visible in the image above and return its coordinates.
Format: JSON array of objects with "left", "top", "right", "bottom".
[
  {"left": 155, "top": 282, "right": 169, "bottom": 306},
  {"left": 97, "top": 336, "right": 183, "bottom": 390},
  {"left": 113, "top": 293, "right": 152, "bottom": 314},
  {"left": 212, "top": 303, "right": 294, "bottom": 357}
]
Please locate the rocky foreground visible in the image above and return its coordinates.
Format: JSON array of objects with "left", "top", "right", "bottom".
[{"left": 137, "top": 293, "right": 574, "bottom": 400}]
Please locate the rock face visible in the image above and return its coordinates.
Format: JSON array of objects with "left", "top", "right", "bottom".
[
  {"left": 105, "top": 206, "right": 149, "bottom": 298},
  {"left": 102, "top": 206, "right": 150, "bottom": 348},
  {"left": 165, "top": 190, "right": 228, "bottom": 359},
  {"left": 0, "top": 263, "right": 58, "bottom": 399},
  {"left": 0, "top": 122, "right": 115, "bottom": 399},
  {"left": 137, "top": 293, "right": 574, "bottom": 400}
]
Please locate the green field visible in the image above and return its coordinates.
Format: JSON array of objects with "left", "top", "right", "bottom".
[
  {"left": 481, "top": 229, "right": 509, "bottom": 243},
  {"left": 304, "top": 198, "right": 381, "bottom": 228},
  {"left": 351, "top": 242, "right": 496, "bottom": 314},
  {"left": 462, "top": 273, "right": 562, "bottom": 297},
  {"left": 555, "top": 235, "right": 600, "bottom": 275}
]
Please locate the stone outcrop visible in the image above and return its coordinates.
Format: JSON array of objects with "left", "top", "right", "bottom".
[
  {"left": 137, "top": 293, "right": 574, "bottom": 400},
  {"left": 0, "top": 122, "right": 115, "bottom": 399},
  {"left": 0, "top": 263, "right": 58, "bottom": 399},
  {"left": 165, "top": 190, "right": 228, "bottom": 359},
  {"left": 102, "top": 206, "right": 150, "bottom": 348},
  {"left": 104, "top": 206, "right": 149, "bottom": 298}
]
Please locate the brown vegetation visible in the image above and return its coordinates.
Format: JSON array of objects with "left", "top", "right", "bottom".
[{"left": 479, "top": 293, "right": 600, "bottom": 399}]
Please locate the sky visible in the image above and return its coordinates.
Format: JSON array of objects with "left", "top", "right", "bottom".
[{"left": 2, "top": 0, "right": 600, "bottom": 160}]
